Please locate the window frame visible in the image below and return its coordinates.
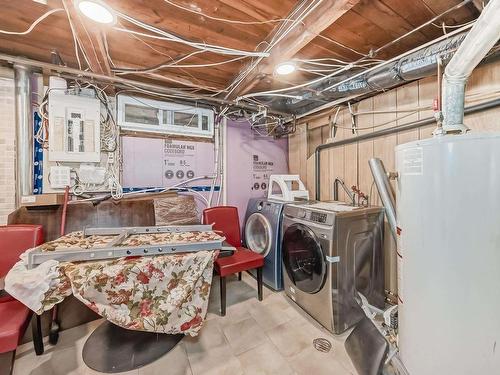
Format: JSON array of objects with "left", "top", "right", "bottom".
[{"left": 117, "top": 95, "right": 214, "bottom": 138}]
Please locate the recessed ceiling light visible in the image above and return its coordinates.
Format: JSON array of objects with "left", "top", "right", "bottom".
[
  {"left": 76, "top": 0, "right": 116, "bottom": 25},
  {"left": 275, "top": 62, "right": 296, "bottom": 75}
]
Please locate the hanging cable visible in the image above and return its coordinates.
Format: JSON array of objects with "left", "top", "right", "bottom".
[
  {"left": 115, "top": 12, "right": 271, "bottom": 57},
  {"left": 0, "top": 8, "right": 63, "bottom": 35},
  {"left": 164, "top": 0, "right": 295, "bottom": 25}
]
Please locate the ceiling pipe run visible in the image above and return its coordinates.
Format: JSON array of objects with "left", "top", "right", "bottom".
[
  {"left": 441, "top": 0, "right": 500, "bottom": 134},
  {"left": 0, "top": 53, "right": 291, "bottom": 117},
  {"left": 14, "top": 64, "right": 33, "bottom": 206},
  {"left": 313, "top": 97, "right": 500, "bottom": 200}
]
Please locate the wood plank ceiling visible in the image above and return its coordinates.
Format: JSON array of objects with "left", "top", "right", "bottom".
[{"left": 0, "top": 0, "right": 478, "bottom": 102}]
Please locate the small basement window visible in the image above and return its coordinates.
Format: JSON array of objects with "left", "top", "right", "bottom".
[{"left": 117, "top": 96, "right": 214, "bottom": 138}]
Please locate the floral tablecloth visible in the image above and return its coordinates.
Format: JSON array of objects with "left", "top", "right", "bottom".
[{"left": 5, "top": 231, "right": 223, "bottom": 336}]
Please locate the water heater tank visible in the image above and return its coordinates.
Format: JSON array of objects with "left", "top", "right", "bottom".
[{"left": 395, "top": 134, "right": 500, "bottom": 375}]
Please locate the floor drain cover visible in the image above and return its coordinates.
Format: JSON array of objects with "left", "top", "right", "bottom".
[{"left": 313, "top": 338, "right": 332, "bottom": 353}]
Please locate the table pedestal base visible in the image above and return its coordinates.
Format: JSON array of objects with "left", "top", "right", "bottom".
[{"left": 82, "top": 321, "right": 183, "bottom": 373}]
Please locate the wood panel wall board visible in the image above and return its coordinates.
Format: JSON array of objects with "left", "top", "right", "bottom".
[
  {"left": 289, "top": 61, "right": 500, "bottom": 297},
  {"left": 320, "top": 125, "right": 332, "bottom": 201},
  {"left": 295, "top": 123, "right": 309, "bottom": 186},
  {"left": 396, "top": 81, "right": 420, "bottom": 145},
  {"left": 329, "top": 110, "right": 347, "bottom": 202},
  {"left": 343, "top": 104, "right": 359, "bottom": 203},
  {"left": 371, "top": 89, "right": 398, "bottom": 295},
  {"left": 372, "top": 90, "right": 398, "bottom": 207},
  {"left": 418, "top": 76, "right": 438, "bottom": 140},
  {"left": 307, "top": 123, "right": 324, "bottom": 158},
  {"left": 356, "top": 97, "right": 375, "bottom": 200},
  {"left": 287, "top": 127, "right": 301, "bottom": 175},
  {"left": 464, "top": 63, "right": 500, "bottom": 133}
]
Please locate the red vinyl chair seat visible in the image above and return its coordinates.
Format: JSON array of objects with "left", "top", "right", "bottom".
[
  {"left": 0, "top": 225, "right": 44, "bottom": 277},
  {"left": 0, "top": 300, "right": 31, "bottom": 353},
  {"left": 215, "top": 247, "right": 264, "bottom": 277},
  {"left": 203, "top": 206, "right": 265, "bottom": 316},
  {"left": 0, "top": 224, "right": 44, "bottom": 356}
]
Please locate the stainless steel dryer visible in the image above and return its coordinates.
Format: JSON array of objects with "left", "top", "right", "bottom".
[
  {"left": 244, "top": 198, "right": 286, "bottom": 290},
  {"left": 282, "top": 201, "right": 385, "bottom": 334}
]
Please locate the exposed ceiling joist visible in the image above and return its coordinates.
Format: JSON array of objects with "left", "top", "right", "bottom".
[
  {"left": 226, "top": 0, "right": 361, "bottom": 98},
  {"left": 62, "top": 0, "right": 111, "bottom": 75}
]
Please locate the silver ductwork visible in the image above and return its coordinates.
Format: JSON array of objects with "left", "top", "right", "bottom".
[
  {"left": 441, "top": 0, "right": 500, "bottom": 133},
  {"left": 369, "top": 158, "right": 397, "bottom": 241},
  {"left": 268, "top": 27, "right": 500, "bottom": 115},
  {"left": 14, "top": 64, "right": 33, "bottom": 205}
]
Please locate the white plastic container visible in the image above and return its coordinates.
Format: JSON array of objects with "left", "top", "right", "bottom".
[{"left": 395, "top": 134, "right": 500, "bottom": 375}]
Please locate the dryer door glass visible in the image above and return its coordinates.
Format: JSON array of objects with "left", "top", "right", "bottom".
[
  {"left": 245, "top": 213, "right": 273, "bottom": 257},
  {"left": 282, "top": 223, "right": 326, "bottom": 294}
]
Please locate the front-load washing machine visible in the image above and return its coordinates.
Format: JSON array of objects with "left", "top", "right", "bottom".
[
  {"left": 282, "top": 201, "right": 385, "bottom": 334},
  {"left": 244, "top": 198, "right": 285, "bottom": 291}
]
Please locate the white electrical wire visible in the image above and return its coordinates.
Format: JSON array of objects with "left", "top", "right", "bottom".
[
  {"left": 0, "top": 8, "right": 63, "bottom": 35},
  {"left": 115, "top": 12, "right": 270, "bottom": 57},
  {"left": 164, "top": 0, "right": 295, "bottom": 25},
  {"left": 113, "top": 54, "right": 247, "bottom": 75},
  {"left": 223, "top": 0, "right": 324, "bottom": 97}
]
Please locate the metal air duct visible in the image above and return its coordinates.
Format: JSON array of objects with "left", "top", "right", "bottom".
[
  {"left": 14, "top": 64, "right": 33, "bottom": 205},
  {"left": 441, "top": 0, "right": 500, "bottom": 133}
]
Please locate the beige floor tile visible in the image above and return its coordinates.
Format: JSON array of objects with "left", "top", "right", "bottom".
[
  {"left": 13, "top": 281, "right": 359, "bottom": 375},
  {"left": 266, "top": 319, "right": 312, "bottom": 358},
  {"left": 187, "top": 346, "right": 243, "bottom": 375},
  {"left": 289, "top": 346, "right": 353, "bottom": 375},
  {"left": 237, "top": 341, "right": 296, "bottom": 375},
  {"left": 14, "top": 345, "right": 87, "bottom": 375},
  {"left": 183, "top": 319, "right": 227, "bottom": 355},
  {"left": 248, "top": 301, "right": 293, "bottom": 332},
  {"left": 221, "top": 317, "right": 268, "bottom": 355},
  {"left": 294, "top": 317, "right": 357, "bottom": 374},
  {"left": 137, "top": 342, "right": 192, "bottom": 375}
]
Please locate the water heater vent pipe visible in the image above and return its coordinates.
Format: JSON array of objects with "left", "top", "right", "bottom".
[{"left": 441, "top": 0, "right": 500, "bottom": 133}]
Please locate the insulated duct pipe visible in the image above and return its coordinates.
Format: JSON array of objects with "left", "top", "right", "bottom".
[
  {"left": 442, "top": 0, "right": 500, "bottom": 133},
  {"left": 314, "top": 97, "right": 500, "bottom": 200},
  {"left": 368, "top": 158, "right": 397, "bottom": 241},
  {"left": 14, "top": 64, "right": 33, "bottom": 205},
  {"left": 0, "top": 53, "right": 290, "bottom": 117}
]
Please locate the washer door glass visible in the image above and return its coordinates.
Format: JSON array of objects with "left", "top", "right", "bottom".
[
  {"left": 245, "top": 213, "right": 273, "bottom": 256},
  {"left": 282, "top": 223, "right": 326, "bottom": 294}
]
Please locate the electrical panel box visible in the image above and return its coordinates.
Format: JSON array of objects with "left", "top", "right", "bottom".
[{"left": 48, "top": 91, "right": 101, "bottom": 162}]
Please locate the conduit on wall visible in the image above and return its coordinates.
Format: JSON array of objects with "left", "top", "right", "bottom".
[
  {"left": 14, "top": 64, "right": 33, "bottom": 205},
  {"left": 313, "top": 97, "right": 500, "bottom": 200}
]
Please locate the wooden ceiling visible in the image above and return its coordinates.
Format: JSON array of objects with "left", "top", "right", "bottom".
[{"left": 0, "top": 0, "right": 479, "bottom": 101}]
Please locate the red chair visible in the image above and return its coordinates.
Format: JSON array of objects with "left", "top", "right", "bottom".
[
  {"left": 203, "top": 206, "right": 264, "bottom": 316},
  {"left": 0, "top": 225, "right": 44, "bottom": 374}
]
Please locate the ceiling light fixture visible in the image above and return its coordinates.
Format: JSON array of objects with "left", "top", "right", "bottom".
[
  {"left": 75, "top": 0, "right": 116, "bottom": 25},
  {"left": 275, "top": 62, "right": 297, "bottom": 75}
]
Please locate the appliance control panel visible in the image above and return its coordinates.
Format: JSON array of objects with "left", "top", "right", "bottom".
[{"left": 284, "top": 204, "right": 336, "bottom": 226}]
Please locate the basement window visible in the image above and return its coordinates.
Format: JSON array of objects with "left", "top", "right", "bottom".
[{"left": 117, "top": 95, "right": 214, "bottom": 138}]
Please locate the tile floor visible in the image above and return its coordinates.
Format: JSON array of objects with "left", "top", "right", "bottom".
[{"left": 13, "top": 273, "right": 357, "bottom": 375}]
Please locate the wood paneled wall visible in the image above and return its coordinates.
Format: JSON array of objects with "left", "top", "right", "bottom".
[{"left": 288, "top": 61, "right": 500, "bottom": 294}]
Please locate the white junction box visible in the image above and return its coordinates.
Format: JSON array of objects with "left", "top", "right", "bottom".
[
  {"left": 48, "top": 91, "right": 101, "bottom": 162},
  {"left": 78, "top": 164, "right": 107, "bottom": 185},
  {"left": 49, "top": 166, "right": 71, "bottom": 189}
]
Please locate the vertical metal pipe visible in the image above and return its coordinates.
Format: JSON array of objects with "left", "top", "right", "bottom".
[
  {"left": 369, "top": 158, "right": 397, "bottom": 241},
  {"left": 315, "top": 148, "right": 321, "bottom": 200},
  {"left": 442, "top": 0, "right": 500, "bottom": 133},
  {"left": 14, "top": 64, "right": 33, "bottom": 206}
]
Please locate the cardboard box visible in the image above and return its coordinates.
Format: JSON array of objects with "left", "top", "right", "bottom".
[{"left": 20, "top": 194, "right": 66, "bottom": 207}]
